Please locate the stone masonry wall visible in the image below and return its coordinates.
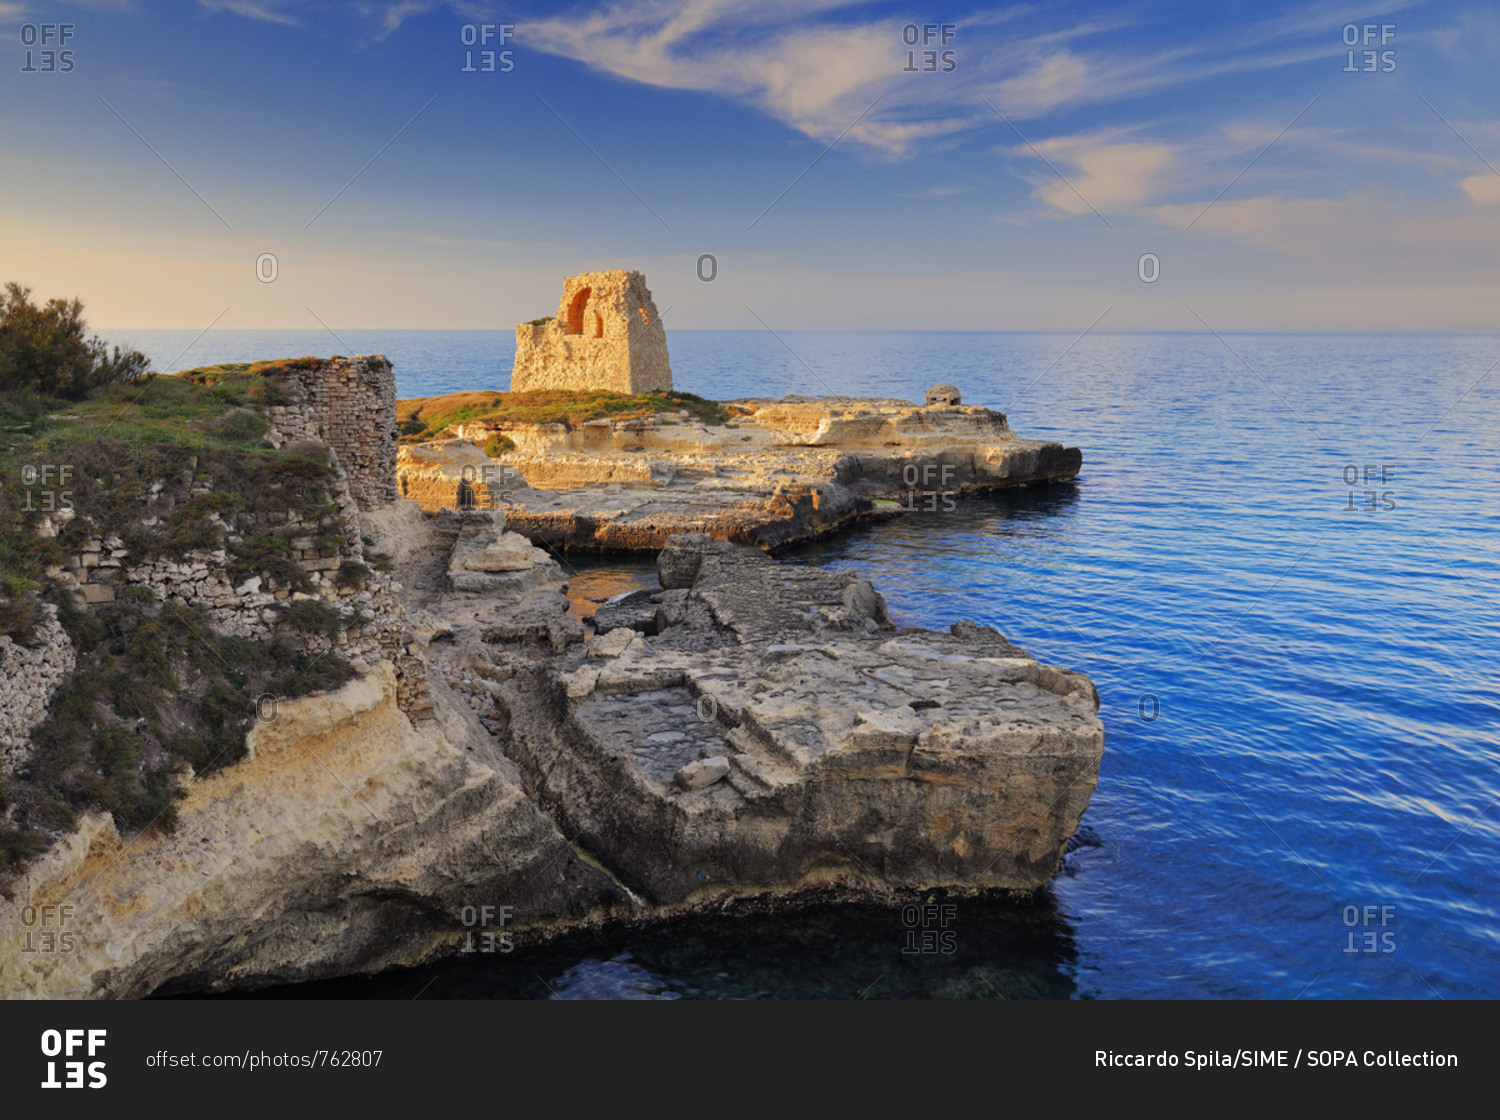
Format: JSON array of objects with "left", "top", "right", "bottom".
[
  {"left": 0, "top": 605, "right": 75, "bottom": 776},
  {"left": 264, "top": 355, "right": 399, "bottom": 511},
  {"left": 48, "top": 437, "right": 432, "bottom": 725},
  {"left": 511, "top": 270, "right": 672, "bottom": 395}
]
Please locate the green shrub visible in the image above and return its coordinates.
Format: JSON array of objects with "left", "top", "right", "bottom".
[
  {"left": 282, "top": 598, "right": 347, "bottom": 643},
  {"left": 334, "top": 559, "right": 370, "bottom": 590},
  {"left": 483, "top": 434, "right": 516, "bottom": 456},
  {"left": 0, "top": 283, "right": 150, "bottom": 400},
  {"left": 0, "top": 592, "right": 42, "bottom": 644},
  {"left": 0, "top": 823, "right": 49, "bottom": 875}
]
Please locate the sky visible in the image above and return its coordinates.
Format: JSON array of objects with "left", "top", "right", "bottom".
[{"left": 1, "top": 0, "right": 1498, "bottom": 331}]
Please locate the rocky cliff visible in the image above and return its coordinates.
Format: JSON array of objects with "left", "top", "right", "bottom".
[{"left": 0, "top": 365, "right": 1102, "bottom": 998}]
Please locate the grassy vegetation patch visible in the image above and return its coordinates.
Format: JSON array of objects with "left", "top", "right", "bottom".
[
  {"left": 0, "top": 372, "right": 350, "bottom": 596},
  {"left": 395, "top": 388, "right": 728, "bottom": 444}
]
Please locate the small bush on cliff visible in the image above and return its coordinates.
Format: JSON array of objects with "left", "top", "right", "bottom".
[
  {"left": 334, "top": 559, "right": 370, "bottom": 590},
  {"left": 482, "top": 434, "right": 516, "bottom": 457},
  {"left": 0, "top": 587, "right": 43, "bottom": 645},
  {"left": 0, "top": 283, "right": 150, "bottom": 400},
  {"left": 0, "top": 824, "right": 49, "bottom": 875},
  {"left": 282, "top": 598, "right": 348, "bottom": 644}
]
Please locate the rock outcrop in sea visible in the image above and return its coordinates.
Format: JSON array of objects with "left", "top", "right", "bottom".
[{"left": 397, "top": 394, "right": 1082, "bottom": 550}]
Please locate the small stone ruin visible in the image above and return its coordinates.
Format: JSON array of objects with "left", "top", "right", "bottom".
[{"left": 511, "top": 270, "right": 672, "bottom": 395}]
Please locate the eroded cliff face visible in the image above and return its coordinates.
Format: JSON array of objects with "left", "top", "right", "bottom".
[
  {"left": 1, "top": 376, "right": 1102, "bottom": 999},
  {"left": 0, "top": 661, "right": 625, "bottom": 999}
]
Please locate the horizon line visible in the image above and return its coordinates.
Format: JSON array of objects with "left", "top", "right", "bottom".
[{"left": 100, "top": 327, "right": 1500, "bottom": 337}]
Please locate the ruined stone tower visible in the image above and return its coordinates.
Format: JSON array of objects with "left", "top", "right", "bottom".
[{"left": 511, "top": 270, "right": 672, "bottom": 394}]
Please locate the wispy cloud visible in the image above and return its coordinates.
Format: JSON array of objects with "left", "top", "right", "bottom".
[
  {"left": 900, "top": 185, "right": 974, "bottom": 198},
  {"left": 358, "top": 0, "right": 442, "bottom": 37},
  {"left": 510, "top": 0, "right": 1422, "bottom": 161},
  {"left": 197, "top": 0, "right": 301, "bottom": 26},
  {"left": 1018, "top": 133, "right": 1176, "bottom": 213},
  {"left": 521, "top": 1, "right": 930, "bottom": 156}
]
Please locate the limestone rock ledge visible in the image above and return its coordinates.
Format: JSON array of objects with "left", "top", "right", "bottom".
[
  {"left": 398, "top": 396, "right": 1082, "bottom": 552},
  {"left": 0, "top": 661, "right": 625, "bottom": 999},
  {"left": 496, "top": 535, "right": 1105, "bottom": 907}
]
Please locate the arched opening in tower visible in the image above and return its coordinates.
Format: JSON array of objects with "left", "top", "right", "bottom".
[{"left": 566, "top": 286, "right": 592, "bottom": 335}]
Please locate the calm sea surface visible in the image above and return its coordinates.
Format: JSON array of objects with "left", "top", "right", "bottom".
[{"left": 116, "top": 329, "right": 1500, "bottom": 1000}]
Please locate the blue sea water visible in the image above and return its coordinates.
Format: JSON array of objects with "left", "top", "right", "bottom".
[{"left": 116, "top": 328, "right": 1500, "bottom": 1000}]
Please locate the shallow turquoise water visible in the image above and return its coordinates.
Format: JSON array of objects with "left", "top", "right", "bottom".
[{"left": 120, "top": 329, "right": 1500, "bottom": 999}]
